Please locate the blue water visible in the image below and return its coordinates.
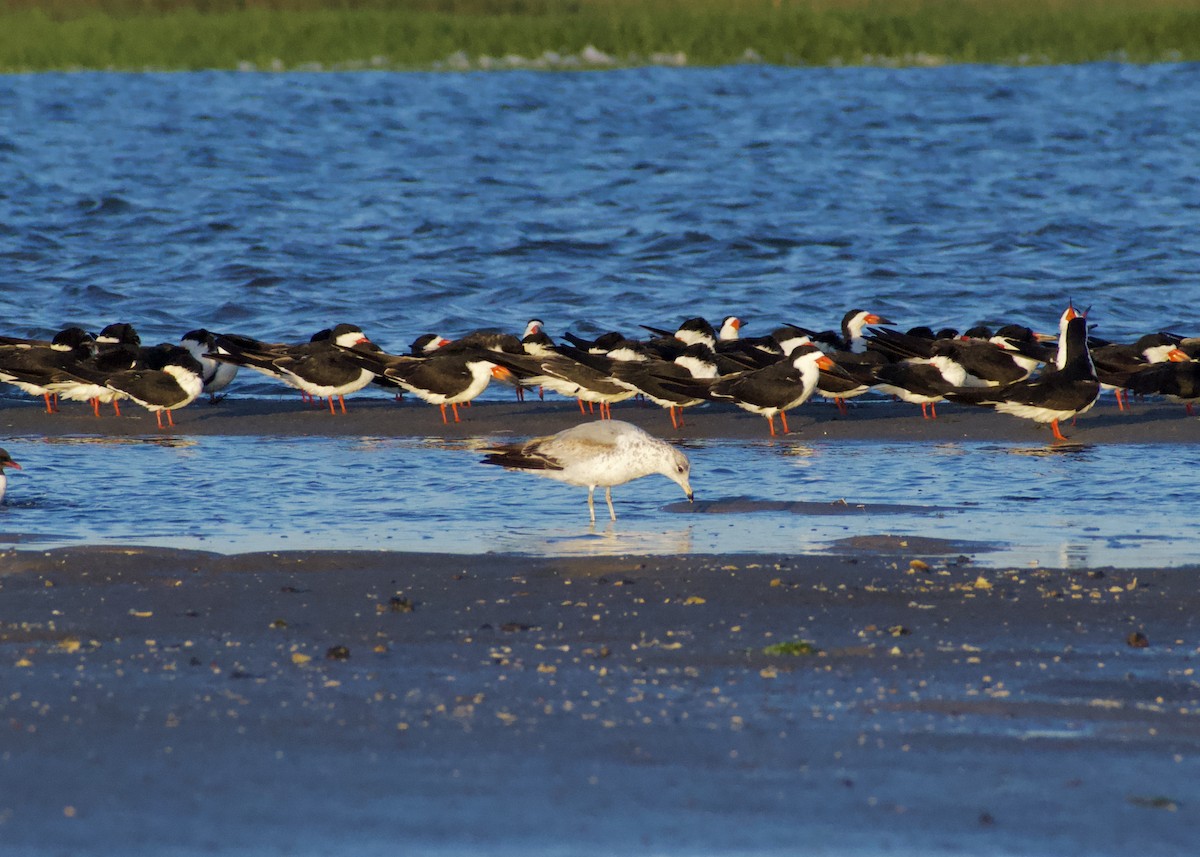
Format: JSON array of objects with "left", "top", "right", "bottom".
[
  {"left": 0, "top": 433, "right": 1193, "bottom": 569},
  {"left": 2, "top": 65, "right": 1199, "bottom": 565},
  {"left": 2, "top": 65, "right": 1199, "bottom": 343}
]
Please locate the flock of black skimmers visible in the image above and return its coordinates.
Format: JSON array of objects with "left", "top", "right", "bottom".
[{"left": 1, "top": 307, "right": 1197, "bottom": 440}]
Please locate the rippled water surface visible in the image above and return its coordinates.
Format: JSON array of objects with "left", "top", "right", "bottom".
[
  {"left": 2, "top": 64, "right": 1199, "bottom": 341},
  {"left": 2, "top": 65, "right": 1199, "bottom": 564},
  {"left": 0, "top": 433, "right": 1192, "bottom": 569}
]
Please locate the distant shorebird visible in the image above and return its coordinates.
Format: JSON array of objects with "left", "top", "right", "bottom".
[
  {"left": 481, "top": 420, "right": 694, "bottom": 523},
  {"left": 0, "top": 448, "right": 21, "bottom": 503},
  {"left": 947, "top": 315, "right": 1099, "bottom": 441},
  {"left": 212, "top": 324, "right": 376, "bottom": 413},
  {"left": 180, "top": 329, "right": 239, "bottom": 402}
]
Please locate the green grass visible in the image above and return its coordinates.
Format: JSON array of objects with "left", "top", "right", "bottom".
[{"left": 2, "top": 0, "right": 1199, "bottom": 71}]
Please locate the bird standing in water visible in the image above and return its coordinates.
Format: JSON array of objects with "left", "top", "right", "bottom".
[{"left": 481, "top": 420, "right": 693, "bottom": 523}]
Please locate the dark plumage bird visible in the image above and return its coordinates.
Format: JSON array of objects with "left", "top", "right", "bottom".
[
  {"left": 609, "top": 342, "right": 720, "bottom": 429},
  {"left": 489, "top": 343, "right": 638, "bottom": 419},
  {"left": 1090, "top": 333, "right": 1186, "bottom": 410},
  {"left": 871, "top": 359, "right": 959, "bottom": 419},
  {"left": 1124, "top": 358, "right": 1200, "bottom": 415},
  {"left": 0, "top": 448, "right": 21, "bottom": 503},
  {"left": 212, "top": 324, "right": 376, "bottom": 413},
  {"left": 663, "top": 344, "right": 835, "bottom": 436},
  {"left": 180, "top": 329, "right": 239, "bottom": 402},
  {"left": 337, "top": 337, "right": 515, "bottom": 424},
  {"left": 0, "top": 327, "right": 96, "bottom": 413},
  {"left": 867, "top": 327, "right": 1035, "bottom": 387},
  {"left": 67, "top": 345, "right": 206, "bottom": 428},
  {"left": 946, "top": 315, "right": 1099, "bottom": 441}
]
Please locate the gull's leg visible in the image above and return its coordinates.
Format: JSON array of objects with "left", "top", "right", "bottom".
[
  {"left": 605, "top": 487, "right": 616, "bottom": 521},
  {"left": 587, "top": 486, "right": 597, "bottom": 524}
]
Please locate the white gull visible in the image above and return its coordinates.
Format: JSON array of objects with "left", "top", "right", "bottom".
[{"left": 481, "top": 420, "right": 693, "bottom": 523}]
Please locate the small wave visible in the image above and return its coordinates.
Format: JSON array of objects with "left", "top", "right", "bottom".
[
  {"left": 495, "top": 238, "right": 613, "bottom": 258},
  {"left": 77, "top": 195, "right": 135, "bottom": 216}
]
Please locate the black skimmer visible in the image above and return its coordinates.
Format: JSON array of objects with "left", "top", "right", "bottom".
[
  {"left": 871, "top": 359, "right": 960, "bottom": 419},
  {"left": 705, "top": 316, "right": 801, "bottom": 364},
  {"left": 1090, "top": 333, "right": 1186, "bottom": 410},
  {"left": 562, "top": 330, "right": 627, "bottom": 354},
  {"left": 805, "top": 310, "right": 895, "bottom": 411},
  {"left": 990, "top": 324, "right": 1056, "bottom": 377},
  {"left": 665, "top": 344, "right": 835, "bottom": 436},
  {"left": 609, "top": 342, "right": 720, "bottom": 428},
  {"left": 0, "top": 448, "right": 21, "bottom": 503},
  {"left": 212, "top": 324, "right": 376, "bottom": 413},
  {"left": 410, "top": 333, "right": 453, "bottom": 355},
  {"left": 635, "top": 317, "right": 761, "bottom": 372},
  {"left": 520, "top": 322, "right": 557, "bottom": 359},
  {"left": 813, "top": 309, "right": 895, "bottom": 355},
  {"left": 515, "top": 319, "right": 557, "bottom": 401},
  {"left": 640, "top": 317, "right": 719, "bottom": 350},
  {"left": 93, "top": 324, "right": 141, "bottom": 357},
  {"left": 489, "top": 343, "right": 638, "bottom": 419},
  {"left": 867, "top": 327, "right": 1034, "bottom": 388},
  {"left": 75, "top": 346, "right": 206, "bottom": 428},
  {"left": 180, "top": 329, "right": 238, "bottom": 402},
  {"left": 946, "top": 315, "right": 1099, "bottom": 441},
  {"left": 44, "top": 333, "right": 142, "bottom": 417},
  {"left": 0, "top": 327, "right": 96, "bottom": 413},
  {"left": 481, "top": 420, "right": 693, "bottom": 524},
  {"left": 1125, "top": 356, "right": 1200, "bottom": 415},
  {"left": 371, "top": 332, "right": 452, "bottom": 399},
  {"left": 718, "top": 316, "right": 742, "bottom": 341},
  {"left": 338, "top": 341, "right": 513, "bottom": 424}
]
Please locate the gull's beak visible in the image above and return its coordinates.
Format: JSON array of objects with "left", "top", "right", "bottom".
[{"left": 491, "top": 365, "right": 513, "bottom": 380}]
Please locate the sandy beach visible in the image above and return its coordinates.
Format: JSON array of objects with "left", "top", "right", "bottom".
[
  {"left": 0, "top": 543, "right": 1197, "bottom": 855},
  {"left": 1, "top": 394, "right": 1198, "bottom": 854},
  {"left": 2, "top": 391, "right": 1199, "bottom": 444}
]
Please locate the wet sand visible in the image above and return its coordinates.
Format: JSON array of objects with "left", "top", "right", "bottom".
[
  {"left": 1, "top": 394, "right": 1198, "bottom": 854},
  {"left": 2, "top": 391, "right": 1199, "bottom": 443},
  {"left": 1, "top": 544, "right": 1198, "bottom": 855}
]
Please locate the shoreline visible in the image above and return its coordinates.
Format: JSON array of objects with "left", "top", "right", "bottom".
[
  {"left": 4, "top": 1, "right": 1199, "bottom": 72},
  {"left": 3, "top": 393, "right": 1199, "bottom": 444},
  {"left": 1, "top": 543, "right": 1197, "bottom": 854},
  {"left": 2, "top": 393, "right": 1196, "bottom": 568}
]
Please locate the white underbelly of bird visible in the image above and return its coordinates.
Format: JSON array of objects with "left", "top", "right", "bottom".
[{"left": 480, "top": 420, "right": 693, "bottom": 523}]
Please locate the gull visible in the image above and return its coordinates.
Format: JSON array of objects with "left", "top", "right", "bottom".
[{"left": 481, "top": 420, "right": 694, "bottom": 523}]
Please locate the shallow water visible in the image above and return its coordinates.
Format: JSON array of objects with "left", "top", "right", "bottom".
[
  {"left": 0, "top": 432, "right": 1192, "bottom": 569},
  {"left": 2, "top": 64, "right": 1199, "bottom": 564}
]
